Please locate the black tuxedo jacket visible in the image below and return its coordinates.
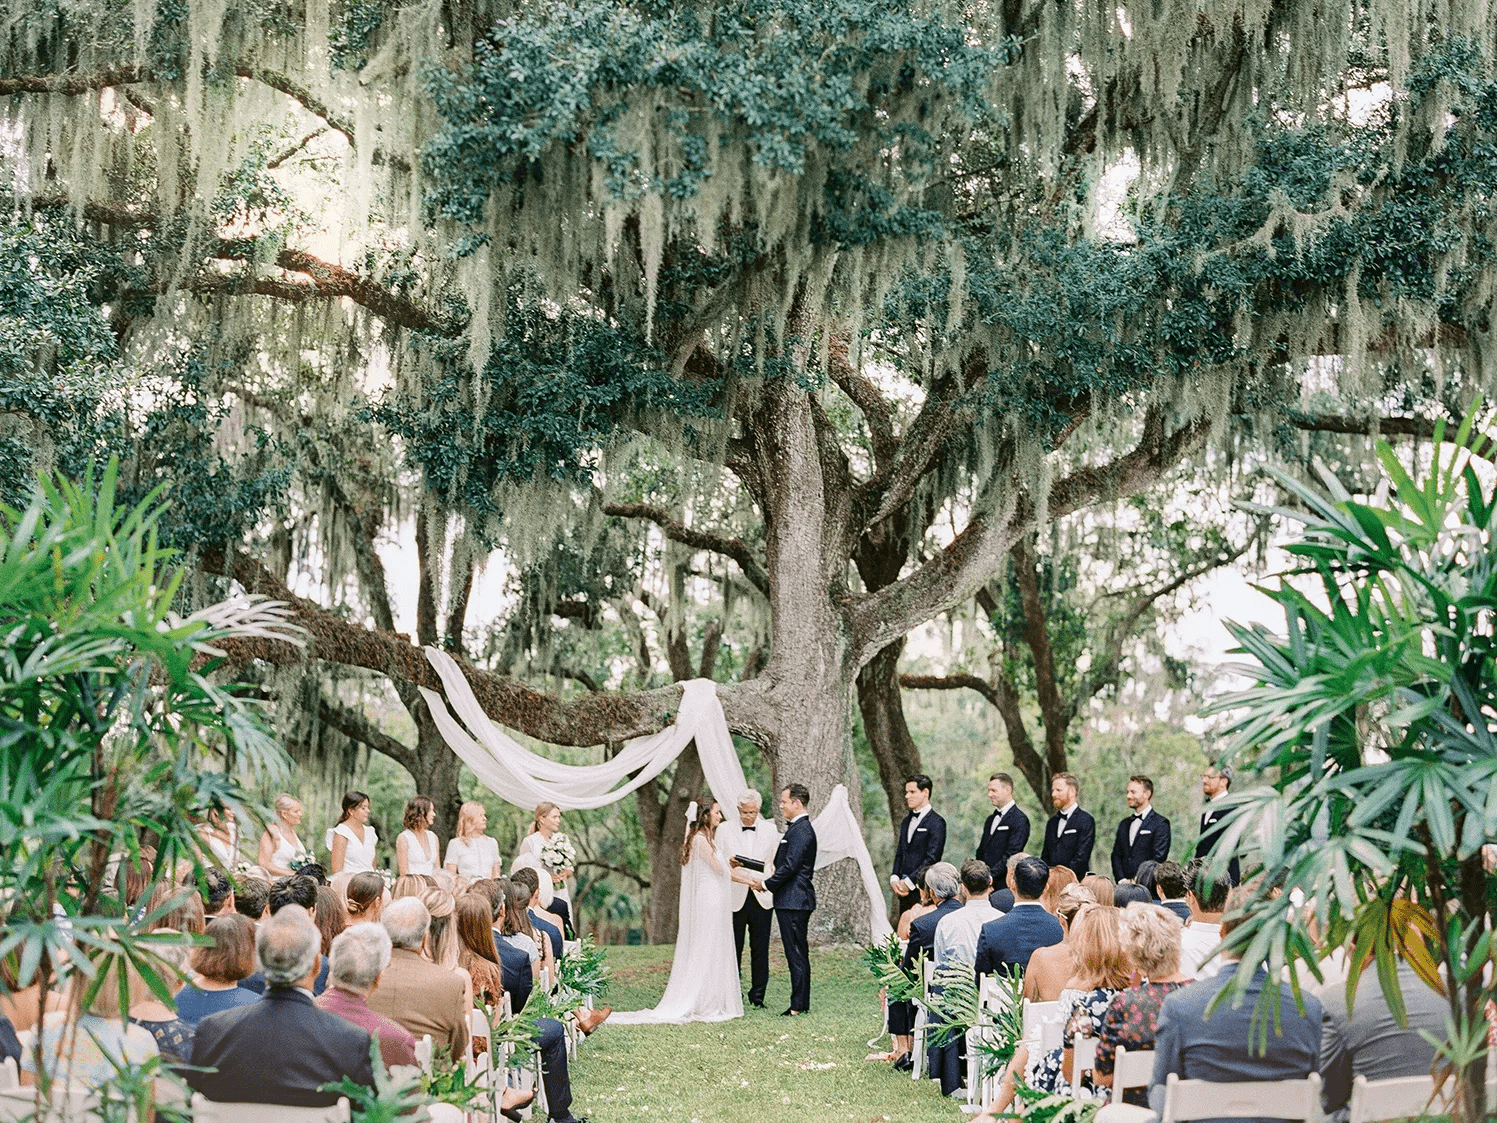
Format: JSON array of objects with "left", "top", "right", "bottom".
[
  {"left": 1041, "top": 808, "right": 1095, "bottom": 878},
  {"left": 892, "top": 808, "right": 946, "bottom": 885},
  {"left": 765, "top": 816, "right": 817, "bottom": 911},
  {"left": 1111, "top": 807, "right": 1172, "bottom": 881},
  {"left": 1196, "top": 801, "right": 1241, "bottom": 883},
  {"left": 976, "top": 804, "right": 1030, "bottom": 872},
  {"left": 187, "top": 986, "right": 376, "bottom": 1106}
]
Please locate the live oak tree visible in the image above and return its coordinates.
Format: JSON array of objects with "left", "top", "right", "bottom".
[{"left": 3, "top": 0, "right": 1496, "bottom": 933}]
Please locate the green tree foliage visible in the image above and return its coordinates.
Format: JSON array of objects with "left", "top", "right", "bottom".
[{"left": 1210, "top": 416, "right": 1497, "bottom": 1119}]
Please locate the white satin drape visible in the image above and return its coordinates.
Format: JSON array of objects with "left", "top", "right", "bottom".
[{"left": 418, "top": 648, "right": 892, "bottom": 942}]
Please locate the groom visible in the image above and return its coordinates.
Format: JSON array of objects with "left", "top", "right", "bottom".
[{"left": 750, "top": 783, "right": 817, "bottom": 1016}]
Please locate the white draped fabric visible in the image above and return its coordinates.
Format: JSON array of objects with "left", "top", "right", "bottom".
[{"left": 418, "top": 648, "right": 893, "bottom": 942}]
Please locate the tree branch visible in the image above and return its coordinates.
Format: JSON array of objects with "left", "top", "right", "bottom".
[
  {"left": 318, "top": 695, "right": 417, "bottom": 773},
  {"left": 577, "top": 859, "right": 650, "bottom": 890},
  {"left": 603, "top": 502, "right": 770, "bottom": 595},
  {"left": 1285, "top": 411, "right": 1497, "bottom": 459},
  {"left": 826, "top": 337, "right": 897, "bottom": 469},
  {"left": 899, "top": 670, "right": 1049, "bottom": 804},
  {"left": 0, "top": 66, "right": 144, "bottom": 95}
]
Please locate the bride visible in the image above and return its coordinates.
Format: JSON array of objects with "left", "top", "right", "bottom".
[{"left": 611, "top": 799, "right": 744, "bottom": 1024}]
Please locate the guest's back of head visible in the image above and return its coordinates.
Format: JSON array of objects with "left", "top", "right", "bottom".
[
  {"left": 234, "top": 877, "right": 271, "bottom": 921},
  {"left": 202, "top": 866, "right": 234, "bottom": 914},
  {"left": 1132, "top": 860, "right": 1159, "bottom": 896},
  {"left": 269, "top": 874, "right": 318, "bottom": 916},
  {"left": 1154, "top": 861, "right": 1189, "bottom": 900},
  {"left": 315, "top": 885, "right": 349, "bottom": 955},
  {"left": 456, "top": 893, "right": 501, "bottom": 965},
  {"left": 1069, "top": 904, "right": 1129, "bottom": 989},
  {"left": 1080, "top": 874, "right": 1114, "bottom": 907},
  {"left": 1055, "top": 884, "right": 1096, "bottom": 930},
  {"left": 147, "top": 881, "right": 206, "bottom": 935},
  {"left": 421, "top": 886, "right": 459, "bottom": 969},
  {"left": 1113, "top": 883, "right": 1154, "bottom": 908},
  {"left": 924, "top": 862, "right": 961, "bottom": 902},
  {"left": 1187, "top": 861, "right": 1232, "bottom": 914},
  {"left": 345, "top": 871, "right": 387, "bottom": 923},
  {"left": 383, "top": 896, "right": 431, "bottom": 950},
  {"left": 1119, "top": 900, "right": 1182, "bottom": 978},
  {"left": 500, "top": 879, "right": 535, "bottom": 937},
  {"left": 391, "top": 875, "right": 427, "bottom": 901},
  {"left": 194, "top": 913, "right": 258, "bottom": 984},
  {"left": 959, "top": 859, "right": 992, "bottom": 896},
  {"left": 1013, "top": 857, "right": 1050, "bottom": 901},
  {"left": 1040, "top": 864, "right": 1078, "bottom": 911},
  {"left": 328, "top": 922, "right": 392, "bottom": 994},
  {"left": 258, "top": 908, "right": 320, "bottom": 986}
]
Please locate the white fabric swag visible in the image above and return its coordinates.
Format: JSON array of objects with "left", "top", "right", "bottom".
[{"left": 419, "top": 648, "right": 893, "bottom": 942}]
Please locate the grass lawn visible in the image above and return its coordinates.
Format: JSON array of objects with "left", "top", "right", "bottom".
[{"left": 568, "top": 944, "right": 964, "bottom": 1123}]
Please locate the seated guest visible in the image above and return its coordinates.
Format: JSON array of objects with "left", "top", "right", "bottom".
[
  {"left": 145, "top": 880, "right": 206, "bottom": 935},
  {"left": 20, "top": 956, "right": 158, "bottom": 1085},
  {"left": 989, "top": 904, "right": 1129, "bottom": 1112},
  {"left": 187, "top": 909, "right": 376, "bottom": 1106},
  {"left": 1179, "top": 863, "right": 1231, "bottom": 980},
  {"left": 1319, "top": 959, "right": 1445, "bottom": 1123},
  {"left": 128, "top": 931, "right": 196, "bottom": 1064},
  {"left": 1153, "top": 862, "right": 1193, "bottom": 922},
  {"left": 1131, "top": 860, "right": 1160, "bottom": 898},
  {"left": 344, "top": 871, "right": 389, "bottom": 925},
  {"left": 497, "top": 879, "right": 545, "bottom": 985},
  {"left": 511, "top": 866, "right": 564, "bottom": 963},
  {"left": 887, "top": 863, "right": 961, "bottom": 1072},
  {"left": 202, "top": 867, "right": 235, "bottom": 917},
  {"left": 421, "top": 886, "right": 476, "bottom": 1015},
  {"left": 1025, "top": 884, "right": 1096, "bottom": 1001},
  {"left": 316, "top": 923, "right": 417, "bottom": 1072},
  {"left": 391, "top": 875, "right": 427, "bottom": 901},
  {"left": 270, "top": 874, "right": 319, "bottom": 920},
  {"left": 175, "top": 913, "right": 261, "bottom": 1026},
  {"left": 1144, "top": 887, "right": 1321, "bottom": 1120},
  {"left": 975, "top": 857, "right": 1064, "bottom": 980},
  {"left": 1114, "top": 883, "right": 1154, "bottom": 908},
  {"left": 1094, "top": 903, "right": 1193, "bottom": 1104},
  {"left": 367, "top": 897, "right": 470, "bottom": 1059},
  {"left": 456, "top": 892, "right": 508, "bottom": 1005},
  {"left": 313, "top": 884, "right": 350, "bottom": 996},
  {"left": 1081, "top": 874, "right": 1115, "bottom": 907},
  {"left": 233, "top": 877, "right": 270, "bottom": 922},
  {"left": 930, "top": 860, "right": 1004, "bottom": 1097},
  {"left": 1041, "top": 864, "right": 1079, "bottom": 913},
  {"left": 895, "top": 866, "right": 935, "bottom": 940}
]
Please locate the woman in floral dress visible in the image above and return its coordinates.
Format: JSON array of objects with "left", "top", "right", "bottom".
[{"left": 1093, "top": 902, "right": 1194, "bottom": 1105}]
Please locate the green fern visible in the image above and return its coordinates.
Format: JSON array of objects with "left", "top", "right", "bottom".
[{"left": 863, "top": 933, "right": 919, "bottom": 1004}]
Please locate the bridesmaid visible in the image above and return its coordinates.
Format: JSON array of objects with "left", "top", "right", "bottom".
[
  {"left": 200, "top": 805, "right": 237, "bottom": 869},
  {"left": 256, "top": 794, "right": 306, "bottom": 878},
  {"left": 396, "top": 796, "right": 441, "bottom": 877},
  {"left": 519, "top": 802, "right": 572, "bottom": 907},
  {"left": 444, "top": 801, "right": 501, "bottom": 882},
  {"left": 328, "top": 790, "right": 378, "bottom": 875}
]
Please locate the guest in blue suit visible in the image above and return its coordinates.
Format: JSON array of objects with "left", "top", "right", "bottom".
[
  {"left": 1147, "top": 888, "right": 1322, "bottom": 1123},
  {"left": 751, "top": 783, "right": 817, "bottom": 1015},
  {"left": 888, "top": 863, "right": 962, "bottom": 1072},
  {"left": 973, "top": 857, "right": 1063, "bottom": 980}
]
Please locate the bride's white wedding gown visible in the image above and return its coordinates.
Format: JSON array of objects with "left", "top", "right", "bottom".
[{"left": 611, "top": 831, "right": 744, "bottom": 1024}]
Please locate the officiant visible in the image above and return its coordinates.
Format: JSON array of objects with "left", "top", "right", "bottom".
[{"left": 720, "top": 788, "right": 780, "bottom": 1009}]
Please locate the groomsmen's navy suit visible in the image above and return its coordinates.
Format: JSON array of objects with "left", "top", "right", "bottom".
[
  {"left": 973, "top": 901, "right": 1063, "bottom": 980},
  {"left": 1196, "top": 799, "right": 1241, "bottom": 884},
  {"left": 976, "top": 803, "right": 1030, "bottom": 874},
  {"left": 1110, "top": 807, "right": 1172, "bottom": 882},
  {"left": 1041, "top": 807, "right": 1095, "bottom": 879},
  {"left": 891, "top": 807, "right": 946, "bottom": 918},
  {"left": 888, "top": 896, "right": 961, "bottom": 1037},
  {"left": 764, "top": 814, "right": 817, "bottom": 1013}
]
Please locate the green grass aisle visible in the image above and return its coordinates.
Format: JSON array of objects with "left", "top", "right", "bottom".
[{"left": 569, "top": 945, "right": 962, "bottom": 1123}]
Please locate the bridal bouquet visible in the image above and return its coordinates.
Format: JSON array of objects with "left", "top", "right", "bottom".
[
  {"left": 289, "top": 849, "right": 316, "bottom": 873},
  {"left": 539, "top": 833, "right": 576, "bottom": 877}
]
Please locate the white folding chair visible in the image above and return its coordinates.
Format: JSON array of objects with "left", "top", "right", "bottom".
[
  {"left": 468, "top": 1006, "right": 497, "bottom": 1123},
  {"left": 1071, "top": 1034, "right": 1099, "bottom": 1087},
  {"left": 414, "top": 1033, "right": 434, "bottom": 1076},
  {"left": 0, "top": 1084, "right": 96, "bottom": 1122},
  {"left": 1110, "top": 1046, "right": 1156, "bottom": 1104},
  {"left": 190, "top": 1095, "right": 352, "bottom": 1123},
  {"left": 1347, "top": 1073, "right": 1443, "bottom": 1122},
  {"left": 1159, "top": 1072, "right": 1322, "bottom": 1123},
  {"left": 0, "top": 1060, "right": 14, "bottom": 1091},
  {"left": 910, "top": 958, "right": 936, "bottom": 1082}
]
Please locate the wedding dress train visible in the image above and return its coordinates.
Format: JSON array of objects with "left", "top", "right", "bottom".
[{"left": 610, "top": 832, "right": 744, "bottom": 1024}]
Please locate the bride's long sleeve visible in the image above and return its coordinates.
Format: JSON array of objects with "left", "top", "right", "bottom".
[{"left": 696, "top": 834, "right": 729, "bottom": 877}]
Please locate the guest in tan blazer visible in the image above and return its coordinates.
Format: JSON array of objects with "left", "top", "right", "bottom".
[{"left": 368, "top": 897, "right": 470, "bottom": 1059}]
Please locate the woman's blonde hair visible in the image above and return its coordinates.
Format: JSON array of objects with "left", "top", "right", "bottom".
[
  {"left": 1120, "top": 901, "right": 1183, "bottom": 978},
  {"left": 273, "top": 793, "right": 301, "bottom": 817},
  {"left": 75, "top": 955, "right": 147, "bottom": 1019},
  {"left": 1068, "top": 904, "right": 1130, "bottom": 989},
  {"left": 1055, "top": 883, "right": 1097, "bottom": 929},
  {"left": 391, "top": 875, "right": 427, "bottom": 901},
  {"left": 422, "top": 887, "right": 459, "bottom": 970},
  {"left": 531, "top": 802, "right": 559, "bottom": 832},
  {"left": 1080, "top": 874, "right": 1115, "bottom": 907},
  {"left": 455, "top": 801, "right": 487, "bottom": 839}
]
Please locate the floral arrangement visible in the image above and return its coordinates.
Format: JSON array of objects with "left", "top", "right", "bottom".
[
  {"left": 557, "top": 934, "right": 610, "bottom": 1000},
  {"left": 233, "top": 861, "right": 254, "bottom": 878},
  {"left": 539, "top": 833, "right": 576, "bottom": 878},
  {"left": 289, "top": 850, "right": 316, "bottom": 873}
]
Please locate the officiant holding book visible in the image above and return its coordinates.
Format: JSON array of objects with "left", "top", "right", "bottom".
[{"left": 720, "top": 788, "right": 780, "bottom": 1009}]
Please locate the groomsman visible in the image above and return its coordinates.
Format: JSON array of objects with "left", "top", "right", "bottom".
[
  {"left": 1111, "top": 774, "right": 1171, "bottom": 881},
  {"left": 976, "top": 772, "right": 1029, "bottom": 872},
  {"left": 1040, "top": 772, "right": 1095, "bottom": 878},
  {"left": 1196, "top": 765, "right": 1240, "bottom": 884},
  {"left": 888, "top": 774, "right": 946, "bottom": 920},
  {"left": 720, "top": 788, "right": 779, "bottom": 1008}
]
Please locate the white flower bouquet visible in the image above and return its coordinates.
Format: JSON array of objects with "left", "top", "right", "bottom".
[
  {"left": 539, "top": 833, "right": 576, "bottom": 879},
  {"left": 289, "top": 849, "right": 316, "bottom": 873}
]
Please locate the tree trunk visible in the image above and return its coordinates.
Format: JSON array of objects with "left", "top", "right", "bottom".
[
  {"left": 856, "top": 638, "right": 923, "bottom": 829},
  {"left": 414, "top": 707, "right": 465, "bottom": 844}
]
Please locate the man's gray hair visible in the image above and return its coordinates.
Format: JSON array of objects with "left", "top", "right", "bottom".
[
  {"left": 329, "top": 922, "right": 392, "bottom": 994},
  {"left": 257, "top": 908, "right": 319, "bottom": 985},
  {"left": 925, "top": 862, "right": 961, "bottom": 900},
  {"left": 736, "top": 789, "right": 761, "bottom": 810},
  {"left": 383, "top": 896, "right": 430, "bottom": 950},
  {"left": 1006, "top": 852, "right": 1030, "bottom": 872}
]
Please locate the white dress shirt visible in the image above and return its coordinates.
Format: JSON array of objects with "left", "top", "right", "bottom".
[
  {"left": 990, "top": 800, "right": 1015, "bottom": 833},
  {"left": 906, "top": 804, "right": 932, "bottom": 842},
  {"left": 1129, "top": 804, "right": 1153, "bottom": 845},
  {"left": 933, "top": 895, "right": 1004, "bottom": 966},
  {"left": 1180, "top": 920, "right": 1224, "bottom": 979}
]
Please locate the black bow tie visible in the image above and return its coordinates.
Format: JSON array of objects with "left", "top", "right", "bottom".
[{"left": 743, "top": 825, "right": 756, "bottom": 831}]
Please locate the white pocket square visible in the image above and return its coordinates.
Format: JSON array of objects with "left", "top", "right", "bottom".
[{"left": 1064, "top": 829, "right": 1077, "bottom": 835}]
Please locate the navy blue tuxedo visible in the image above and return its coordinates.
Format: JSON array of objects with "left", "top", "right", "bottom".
[
  {"left": 1197, "top": 800, "right": 1242, "bottom": 884},
  {"left": 1041, "top": 807, "right": 1095, "bottom": 878},
  {"left": 891, "top": 809, "right": 946, "bottom": 916},
  {"left": 765, "top": 815, "right": 817, "bottom": 1012},
  {"left": 1149, "top": 968, "right": 1321, "bottom": 1123},
  {"left": 973, "top": 902, "right": 1063, "bottom": 980},
  {"left": 187, "top": 986, "right": 375, "bottom": 1107},
  {"left": 1111, "top": 807, "right": 1172, "bottom": 882},
  {"left": 976, "top": 804, "right": 1030, "bottom": 873}
]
